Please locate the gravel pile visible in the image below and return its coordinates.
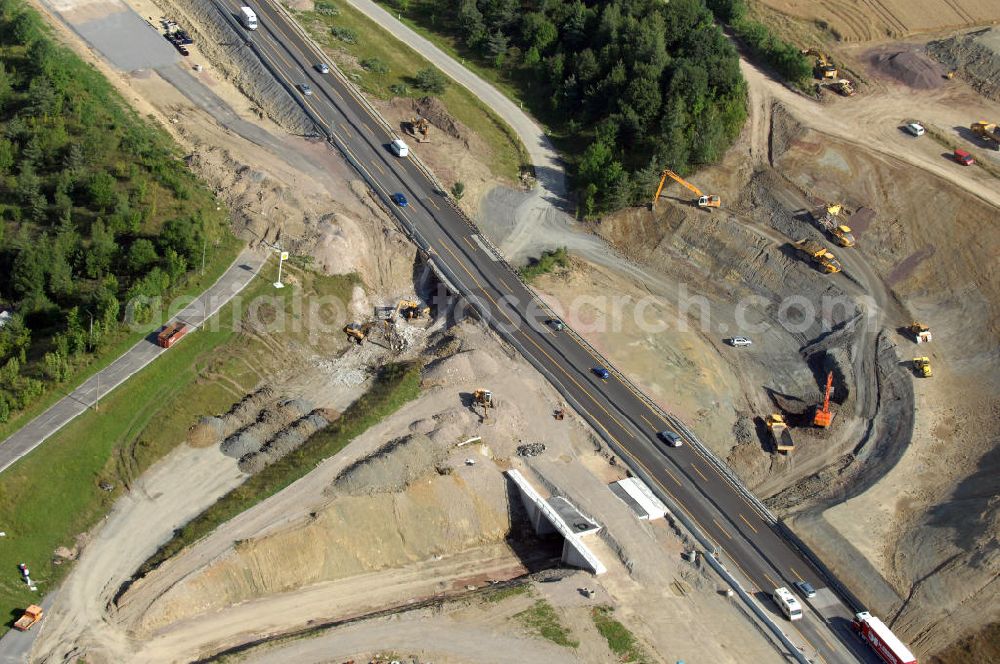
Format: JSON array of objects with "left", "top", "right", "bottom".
[
  {"left": 516, "top": 442, "right": 546, "bottom": 457},
  {"left": 929, "top": 28, "right": 1000, "bottom": 102},
  {"left": 221, "top": 397, "right": 314, "bottom": 459},
  {"left": 868, "top": 48, "right": 946, "bottom": 89},
  {"left": 238, "top": 410, "right": 330, "bottom": 473},
  {"left": 332, "top": 433, "right": 443, "bottom": 496}
]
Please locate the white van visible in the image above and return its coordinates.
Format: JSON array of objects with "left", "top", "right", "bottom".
[
  {"left": 773, "top": 587, "right": 803, "bottom": 621},
  {"left": 240, "top": 6, "right": 258, "bottom": 30},
  {"left": 390, "top": 139, "right": 409, "bottom": 158}
]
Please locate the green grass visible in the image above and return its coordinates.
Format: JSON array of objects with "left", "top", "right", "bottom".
[
  {"left": 591, "top": 605, "right": 651, "bottom": 663},
  {"left": 0, "top": 234, "right": 242, "bottom": 444},
  {"left": 133, "top": 360, "right": 422, "bottom": 578},
  {"left": 514, "top": 599, "right": 578, "bottom": 648},
  {"left": 296, "top": 3, "right": 528, "bottom": 180},
  {"left": 481, "top": 582, "right": 531, "bottom": 604},
  {"left": 519, "top": 247, "right": 569, "bottom": 282},
  {"left": 0, "top": 267, "right": 263, "bottom": 630}
]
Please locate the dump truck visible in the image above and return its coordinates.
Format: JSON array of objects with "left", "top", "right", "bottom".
[
  {"left": 811, "top": 203, "right": 856, "bottom": 247},
  {"left": 913, "top": 357, "right": 932, "bottom": 378},
  {"left": 971, "top": 121, "right": 1000, "bottom": 149},
  {"left": 767, "top": 413, "right": 794, "bottom": 453},
  {"left": 13, "top": 605, "right": 43, "bottom": 631},
  {"left": 908, "top": 322, "right": 932, "bottom": 344},
  {"left": 853, "top": 611, "right": 917, "bottom": 664},
  {"left": 795, "top": 239, "right": 842, "bottom": 274},
  {"left": 156, "top": 322, "right": 190, "bottom": 349}
]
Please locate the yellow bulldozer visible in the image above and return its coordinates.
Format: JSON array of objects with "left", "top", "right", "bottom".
[
  {"left": 830, "top": 79, "right": 856, "bottom": 97},
  {"left": 913, "top": 357, "right": 932, "bottom": 378},
  {"left": 343, "top": 322, "right": 373, "bottom": 345}
]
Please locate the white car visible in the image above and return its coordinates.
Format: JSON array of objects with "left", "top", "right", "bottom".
[
  {"left": 905, "top": 122, "right": 925, "bottom": 137},
  {"left": 728, "top": 337, "right": 752, "bottom": 347}
]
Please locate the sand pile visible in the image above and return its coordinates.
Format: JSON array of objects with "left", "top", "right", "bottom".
[
  {"left": 929, "top": 28, "right": 1000, "bottom": 102},
  {"left": 868, "top": 48, "right": 945, "bottom": 89}
]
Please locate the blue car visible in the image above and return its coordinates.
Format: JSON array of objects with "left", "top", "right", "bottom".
[
  {"left": 391, "top": 192, "right": 408, "bottom": 207},
  {"left": 592, "top": 367, "right": 610, "bottom": 380}
]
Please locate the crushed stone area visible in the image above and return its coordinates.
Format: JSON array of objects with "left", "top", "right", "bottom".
[{"left": 929, "top": 28, "right": 1000, "bottom": 102}]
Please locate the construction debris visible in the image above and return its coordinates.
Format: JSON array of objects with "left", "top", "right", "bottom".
[{"left": 516, "top": 442, "right": 546, "bottom": 457}]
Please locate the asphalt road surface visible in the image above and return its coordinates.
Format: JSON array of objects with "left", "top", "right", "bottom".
[
  {"left": 222, "top": 2, "right": 889, "bottom": 662},
  {"left": 0, "top": 249, "right": 265, "bottom": 475}
]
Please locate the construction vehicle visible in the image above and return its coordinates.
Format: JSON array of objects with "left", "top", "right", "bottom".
[
  {"left": 970, "top": 121, "right": 1000, "bottom": 149},
  {"left": 343, "top": 322, "right": 372, "bottom": 345},
  {"left": 767, "top": 413, "right": 794, "bottom": 453},
  {"left": 795, "top": 239, "right": 843, "bottom": 274},
  {"left": 156, "top": 322, "right": 190, "bottom": 348},
  {"left": 813, "top": 371, "right": 834, "bottom": 428},
  {"left": 653, "top": 169, "right": 721, "bottom": 209},
  {"left": 13, "top": 605, "right": 43, "bottom": 631},
  {"left": 407, "top": 116, "right": 430, "bottom": 143},
  {"left": 396, "top": 299, "right": 430, "bottom": 320},
  {"left": 908, "top": 322, "right": 932, "bottom": 344},
  {"left": 852, "top": 611, "right": 917, "bottom": 664},
  {"left": 473, "top": 389, "right": 493, "bottom": 420},
  {"left": 802, "top": 49, "right": 838, "bottom": 79},
  {"left": 913, "top": 357, "right": 932, "bottom": 378},
  {"left": 810, "top": 203, "right": 856, "bottom": 247},
  {"left": 831, "top": 79, "right": 856, "bottom": 96}
]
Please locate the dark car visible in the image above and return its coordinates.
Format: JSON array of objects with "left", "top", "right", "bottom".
[
  {"left": 391, "top": 192, "right": 409, "bottom": 207},
  {"left": 592, "top": 367, "right": 610, "bottom": 380},
  {"left": 657, "top": 430, "right": 683, "bottom": 448},
  {"left": 793, "top": 580, "right": 817, "bottom": 599},
  {"left": 547, "top": 318, "right": 565, "bottom": 331}
]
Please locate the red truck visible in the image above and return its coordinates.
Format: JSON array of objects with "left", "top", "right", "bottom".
[
  {"left": 156, "top": 322, "right": 190, "bottom": 349},
  {"left": 953, "top": 149, "right": 975, "bottom": 166},
  {"left": 853, "top": 611, "right": 917, "bottom": 664}
]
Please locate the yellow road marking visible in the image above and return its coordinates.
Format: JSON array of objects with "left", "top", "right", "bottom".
[
  {"left": 712, "top": 518, "right": 733, "bottom": 539},
  {"left": 662, "top": 466, "right": 682, "bottom": 487},
  {"left": 363, "top": 123, "right": 375, "bottom": 134},
  {"left": 790, "top": 566, "right": 804, "bottom": 582},
  {"left": 428, "top": 198, "right": 440, "bottom": 210},
  {"left": 739, "top": 513, "right": 759, "bottom": 534},
  {"left": 763, "top": 572, "right": 778, "bottom": 589},
  {"left": 641, "top": 414, "right": 657, "bottom": 430},
  {"left": 462, "top": 236, "right": 477, "bottom": 252},
  {"left": 370, "top": 160, "right": 385, "bottom": 175},
  {"left": 339, "top": 122, "right": 352, "bottom": 138},
  {"left": 691, "top": 463, "right": 709, "bottom": 482}
]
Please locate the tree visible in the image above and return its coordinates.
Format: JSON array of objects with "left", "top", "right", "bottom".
[
  {"left": 85, "top": 218, "right": 117, "bottom": 278},
  {"left": 413, "top": 67, "right": 447, "bottom": 94},
  {"left": 11, "top": 245, "right": 45, "bottom": 301},
  {"left": 126, "top": 238, "right": 159, "bottom": 273},
  {"left": 451, "top": 181, "right": 466, "bottom": 200},
  {"left": 87, "top": 171, "right": 117, "bottom": 210}
]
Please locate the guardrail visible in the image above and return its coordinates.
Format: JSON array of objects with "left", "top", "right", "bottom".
[{"left": 215, "top": 4, "right": 848, "bottom": 658}]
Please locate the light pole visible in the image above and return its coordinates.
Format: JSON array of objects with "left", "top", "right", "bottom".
[{"left": 273, "top": 247, "right": 288, "bottom": 289}]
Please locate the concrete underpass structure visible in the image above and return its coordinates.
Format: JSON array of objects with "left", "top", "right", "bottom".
[{"left": 505, "top": 469, "right": 606, "bottom": 575}]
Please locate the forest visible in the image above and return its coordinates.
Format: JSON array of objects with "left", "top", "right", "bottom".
[
  {"left": 388, "top": 0, "right": 748, "bottom": 215},
  {"left": 0, "top": 0, "right": 234, "bottom": 424}
]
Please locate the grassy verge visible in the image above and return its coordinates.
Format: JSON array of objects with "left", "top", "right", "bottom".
[
  {"left": 514, "top": 599, "right": 578, "bottom": 648},
  {"left": 519, "top": 247, "right": 568, "bottom": 282},
  {"left": 296, "top": 2, "right": 527, "bottom": 180},
  {"left": 0, "top": 266, "right": 262, "bottom": 629},
  {"left": 133, "top": 360, "right": 422, "bottom": 579},
  {"left": 591, "top": 605, "right": 651, "bottom": 663},
  {"left": 481, "top": 581, "right": 531, "bottom": 604},
  {"left": 0, "top": 234, "right": 243, "bottom": 444}
]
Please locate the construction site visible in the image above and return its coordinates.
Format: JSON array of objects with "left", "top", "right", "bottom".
[{"left": 3, "top": 0, "right": 998, "bottom": 663}]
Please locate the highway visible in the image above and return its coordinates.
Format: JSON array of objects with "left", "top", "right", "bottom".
[{"left": 216, "top": 2, "right": 879, "bottom": 662}]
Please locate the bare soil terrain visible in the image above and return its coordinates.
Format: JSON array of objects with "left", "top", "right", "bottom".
[{"left": 757, "top": 0, "right": 1000, "bottom": 42}]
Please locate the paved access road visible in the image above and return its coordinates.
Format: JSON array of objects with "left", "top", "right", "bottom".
[
  {"left": 213, "top": 3, "right": 881, "bottom": 662},
  {"left": 0, "top": 249, "right": 265, "bottom": 475}
]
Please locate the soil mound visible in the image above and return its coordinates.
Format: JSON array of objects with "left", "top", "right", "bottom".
[
  {"left": 331, "top": 433, "right": 443, "bottom": 496},
  {"left": 928, "top": 28, "right": 1000, "bottom": 102},
  {"left": 188, "top": 417, "right": 224, "bottom": 448},
  {"left": 868, "top": 48, "right": 945, "bottom": 89}
]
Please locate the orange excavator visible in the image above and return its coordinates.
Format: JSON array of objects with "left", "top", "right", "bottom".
[
  {"left": 813, "top": 371, "right": 834, "bottom": 427},
  {"left": 653, "top": 169, "right": 721, "bottom": 209}
]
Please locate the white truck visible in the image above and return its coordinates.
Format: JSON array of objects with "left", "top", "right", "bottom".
[
  {"left": 240, "top": 6, "right": 258, "bottom": 30},
  {"left": 390, "top": 139, "right": 409, "bottom": 158}
]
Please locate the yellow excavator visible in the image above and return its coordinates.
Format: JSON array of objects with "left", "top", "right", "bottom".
[
  {"left": 473, "top": 388, "right": 493, "bottom": 421},
  {"left": 802, "top": 49, "right": 838, "bottom": 79},
  {"left": 343, "top": 322, "right": 373, "bottom": 345},
  {"left": 397, "top": 299, "right": 430, "bottom": 320},
  {"left": 653, "top": 169, "right": 721, "bottom": 209},
  {"left": 408, "top": 116, "right": 430, "bottom": 143},
  {"left": 908, "top": 322, "right": 932, "bottom": 344}
]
